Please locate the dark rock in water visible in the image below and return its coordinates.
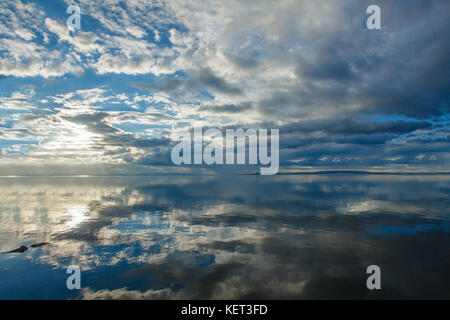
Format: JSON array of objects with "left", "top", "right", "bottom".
[
  {"left": 2, "top": 245, "right": 28, "bottom": 254},
  {"left": 31, "top": 242, "right": 50, "bottom": 248}
]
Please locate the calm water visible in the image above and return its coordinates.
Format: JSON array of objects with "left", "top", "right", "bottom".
[{"left": 0, "top": 174, "right": 449, "bottom": 299}]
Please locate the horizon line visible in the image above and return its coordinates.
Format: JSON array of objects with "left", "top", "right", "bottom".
[{"left": 0, "top": 170, "right": 449, "bottom": 178}]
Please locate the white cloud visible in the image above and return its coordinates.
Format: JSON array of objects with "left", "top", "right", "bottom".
[
  {"left": 45, "top": 18, "right": 100, "bottom": 54},
  {"left": 15, "top": 28, "right": 35, "bottom": 41}
]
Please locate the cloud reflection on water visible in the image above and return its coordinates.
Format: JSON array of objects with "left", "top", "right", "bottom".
[{"left": 0, "top": 174, "right": 449, "bottom": 299}]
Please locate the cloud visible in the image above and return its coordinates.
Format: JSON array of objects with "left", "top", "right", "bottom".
[
  {"left": 0, "top": 0, "right": 448, "bottom": 171},
  {"left": 280, "top": 118, "right": 432, "bottom": 136},
  {"left": 3, "top": 174, "right": 448, "bottom": 298},
  {"left": 45, "top": 18, "right": 100, "bottom": 54},
  {"left": 132, "top": 67, "right": 243, "bottom": 97},
  {"left": 198, "top": 102, "right": 253, "bottom": 113},
  {"left": 0, "top": 38, "right": 84, "bottom": 78}
]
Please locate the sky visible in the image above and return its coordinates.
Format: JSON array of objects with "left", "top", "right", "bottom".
[{"left": 0, "top": 0, "right": 449, "bottom": 174}]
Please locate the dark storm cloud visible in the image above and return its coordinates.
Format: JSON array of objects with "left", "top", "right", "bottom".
[
  {"left": 279, "top": 134, "right": 396, "bottom": 149},
  {"left": 197, "top": 68, "right": 243, "bottom": 95},
  {"left": 333, "top": 133, "right": 395, "bottom": 145},
  {"left": 134, "top": 148, "right": 173, "bottom": 166},
  {"left": 65, "top": 113, "right": 118, "bottom": 135},
  {"left": 118, "top": 112, "right": 173, "bottom": 121},
  {"left": 131, "top": 67, "right": 243, "bottom": 97},
  {"left": 248, "top": 0, "right": 450, "bottom": 170},
  {"left": 257, "top": 0, "right": 450, "bottom": 119},
  {"left": 280, "top": 118, "right": 432, "bottom": 135},
  {"left": 281, "top": 139, "right": 449, "bottom": 169},
  {"left": 198, "top": 102, "right": 253, "bottom": 113},
  {"left": 295, "top": 39, "right": 356, "bottom": 81}
]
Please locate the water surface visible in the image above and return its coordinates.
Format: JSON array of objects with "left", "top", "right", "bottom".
[{"left": 0, "top": 174, "right": 449, "bottom": 299}]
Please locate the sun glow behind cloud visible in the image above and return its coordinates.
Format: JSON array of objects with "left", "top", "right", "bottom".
[{"left": 40, "top": 122, "right": 98, "bottom": 151}]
